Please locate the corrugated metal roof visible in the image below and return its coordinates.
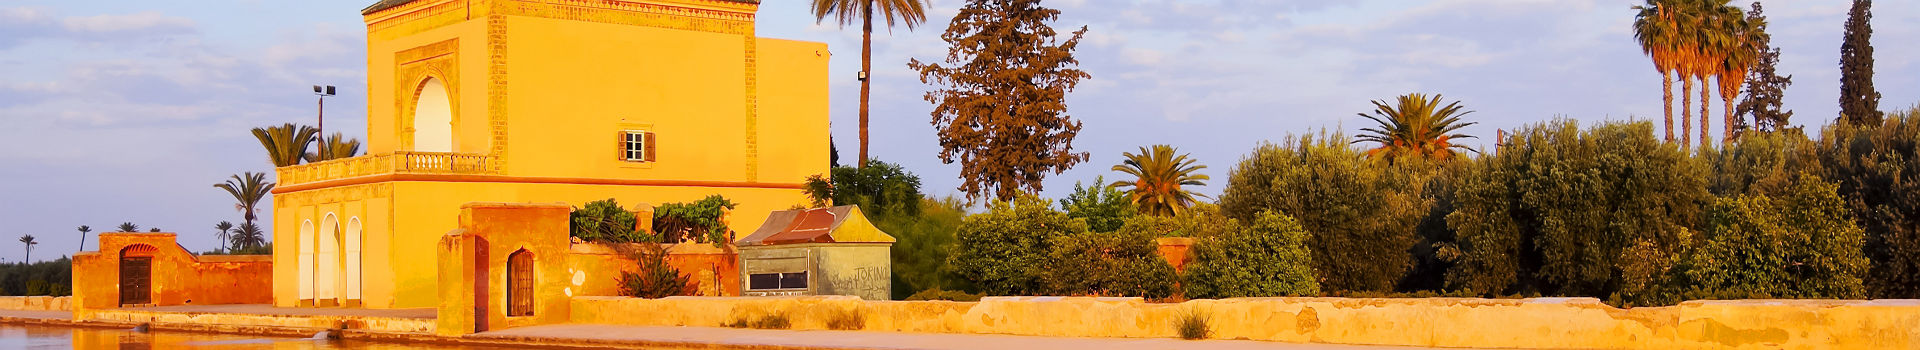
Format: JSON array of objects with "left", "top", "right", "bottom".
[
  {"left": 737, "top": 206, "right": 894, "bottom": 246},
  {"left": 363, "top": 0, "right": 762, "bottom": 15}
]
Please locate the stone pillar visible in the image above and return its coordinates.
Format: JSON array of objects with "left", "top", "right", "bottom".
[{"left": 1155, "top": 237, "right": 1195, "bottom": 272}]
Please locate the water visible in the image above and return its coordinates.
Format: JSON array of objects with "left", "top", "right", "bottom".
[{"left": 0, "top": 325, "right": 526, "bottom": 349}]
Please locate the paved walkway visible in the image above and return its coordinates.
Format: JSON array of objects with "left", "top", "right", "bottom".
[
  {"left": 0, "top": 310, "right": 70, "bottom": 321},
  {"left": 116, "top": 304, "right": 436, "bottom": 319},
  {"left": 472, "top": 324, "right": 1489, "bottom": 350}
]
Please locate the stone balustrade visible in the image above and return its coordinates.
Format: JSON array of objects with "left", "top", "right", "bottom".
[{"left": 275, "top": 151, "right": 500, "bottom": 186}]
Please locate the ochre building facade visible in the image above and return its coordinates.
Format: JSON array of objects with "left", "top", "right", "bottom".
[{"left": 270, "top": 0, "right": 828, "bottom": 309}]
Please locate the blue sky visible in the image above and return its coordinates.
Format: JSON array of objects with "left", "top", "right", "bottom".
[{"left": 1, "top": 0, "right": 1915, "bottom": 262}]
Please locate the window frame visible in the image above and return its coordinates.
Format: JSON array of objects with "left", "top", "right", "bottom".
[{"left": 620, "top": 130, "right": 656, "bottom": 163}]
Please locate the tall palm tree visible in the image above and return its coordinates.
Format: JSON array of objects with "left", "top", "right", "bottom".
[
  {"left": 230, "top": 222, "right": 266, "bottom": 251},
  {"left": 1108, "top": 145, "right": 1209, "bottom": 217},
  {"left": 116, "top": 222, "right": 139, "bottom": 233},
  {"left": 1354, "top": 93, "right": 1479, "bottom": 162},
  {"left": 214, "top": 221, "right": 234, "bottom": 253},
  {"left": 18, "top": 235, "right": 36, "bottom": 263},
  {"left": 76, "top": 225, "right": 90, "bottom": 252},
  {"left": 252, "top": 123, "right": 317, "bottom": 167},
  {"left": 1712, "top": 2, "right": 1757, "bottom": 143},
  {"left": 811, "top": 0, "right": 930, "bottom": 168},
  {"left": 1635, "top": 0, "right": 1682, "bottom": 142},
  {"left": 305, "top": 132, "right": 363, "bottom": 163},
  {"left": 214, "top": 172, "right": 275, "bottom": 232}
]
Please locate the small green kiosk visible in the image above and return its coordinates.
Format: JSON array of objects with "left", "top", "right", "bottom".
[{"left": 735, "top": 206, "right": 894, "bottom": 300}]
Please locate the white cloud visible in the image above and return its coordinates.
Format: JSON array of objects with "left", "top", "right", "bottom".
[{"left": 61, "top": 11, "right": 196, "bottom": 34}]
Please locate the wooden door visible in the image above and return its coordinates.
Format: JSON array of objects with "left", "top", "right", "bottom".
[
  {"left": 119, "top": 257, "right": 151, "bottom": 305},
  {"left": 507, "top": 250, "right": 533, "bottom": 316}
]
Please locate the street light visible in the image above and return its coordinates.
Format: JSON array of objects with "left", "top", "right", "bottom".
[{"left": 314, "top": 85, "right": 336, "bottom": 139}]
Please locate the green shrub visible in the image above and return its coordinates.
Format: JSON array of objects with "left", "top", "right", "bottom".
[
  {"left": 1809, "top": 106, "right": 1920, "bottom": 297},
  {"left": 803, "top": 159, "right": 923, "bottom": 218},
  {"left": 1447, "top": 120, "right": 1707, "bottom": 305},
  {"left": 1038, "top": 228, "right": 1177, "bottom": 298},
  {"left": 825, "top": 307, "right": 866, "bottom": 330},
  {"left": 884, "top": 197, "right": 972, "bottom": 299},
  {"left": 1061, "top": 176, "right": 1136, "bottom": 233},
  {"left": 1182, "top": 211, "right": 1320, "bottom": 298},
  {"left": 1173, "top": 307, "right": 1210, "bottom": 340},
  {"left": 617, "top": 243, "right": 691, "bottom": 299},
  {"left": 1217, "top": 131, "right": 1427, "bottom": 292},
  {"left": 570, "top": 198, "right": 646, "bottom": 243},
  {"left": 1677, "top": 174, "right": 1868, "bottom": 300},
  {"left": 653, "top": 195, "right": 737, "bottom": 245},
  {"left": 903, "top": 288, "right": 984, "bottom": 301},
  {"left": 948, "top": 193, "right": 1088, "bottom": 296},
  {"left": 0, "top": 258, "right": 71, "bottom": 296}
]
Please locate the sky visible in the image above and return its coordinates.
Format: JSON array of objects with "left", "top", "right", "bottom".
[{"left": 0, "top": 0, "right": 1915, "bottom": 263}]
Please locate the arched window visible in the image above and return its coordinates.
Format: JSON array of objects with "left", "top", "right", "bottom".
[
  {"left": 413, "top": 78, "right": 454, "bottom": 152},
  {"left": 507, "top": 249, "right": 534, "bottom": 316}
]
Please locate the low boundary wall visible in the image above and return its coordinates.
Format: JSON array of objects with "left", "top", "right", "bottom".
[
  {"left": 0, "top": 296, "right": 71, "bottom": 311},
  {"left": 571, "top": 296, "right": 1920, "bottom": 349}
]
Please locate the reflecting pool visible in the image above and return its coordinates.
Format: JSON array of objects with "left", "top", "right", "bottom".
[{"left": 0, "top": 325, "right": 526, "bottom": 349}]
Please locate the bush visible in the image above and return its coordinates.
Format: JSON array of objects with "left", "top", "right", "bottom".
[
  {"left": 1447, "top": 120, "right": 1707, "bottom": 305},
  {"left": 825, "top": 307, "right": 866, "bottom": 330},
  {"left": 1217, "top": 131, "right": 1427, "bottom": 292},
  {"left": 1173, "top": 307, "right": 1210, "bottom": 340},
  {"left": 903, "top": 288, "right": 984, "bottom": 301},
  {"left": 803, "top": 159, "right": 923, "bottom": 218},
  {"left": 0, "top": 258, "right": 71, "bottom": 296},
  {"left": 722, "top": 313, "right": 791, "bottom": 329},
  {"left": 653, "top": 195, "right": 737, "bottom": 245},
  {"left": 1677, "top": 174, "right": 1868, "bottom": 300},
  {"left": 570, "top": 198, "right": 646, "bottom": 243},
  {"left": 1810, "top": 106, "right": 1920, "bottom": 297},
  {"left": 1061, "top": 176, "right": 1136, "bottom": 233},
  {"left": 947, "top": 193, "right": 1088, "bottom": 296},
  {"left": 1182, "top": 211, "right": 1320, "bottom": 299},
  {"left": 617, "top": 243, "right": 692, "bottom": 298},
  {"left": 884, "top": 197, "right": 972, "bottom": 299},
  {"left": 1038, "top": 228, "right": 1177, "bottom": 298}
]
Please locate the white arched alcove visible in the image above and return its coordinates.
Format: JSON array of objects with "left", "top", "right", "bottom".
[
  {"left": 413, "top": 78, "right": 454, "bottom": 153},
  {"left": 345, "top": 217, "right": 363, "bottom": 302},
  {"left": 316, "top": 214, "right": 341, "bottom": 303},
  {"left": 297, "top": 220, "right": 315, "bottom": 301}
]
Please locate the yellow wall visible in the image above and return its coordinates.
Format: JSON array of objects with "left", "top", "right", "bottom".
[
  {"left": 271, "top": 0, "right": 827, "bottom": 309},
  {"left": 570, "top": 296, "right": 1920, "bottom": 349}
]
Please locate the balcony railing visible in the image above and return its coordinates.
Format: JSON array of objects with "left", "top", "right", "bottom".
[{"left": 276, "top": 151, "right": 500, "bottom": 187}]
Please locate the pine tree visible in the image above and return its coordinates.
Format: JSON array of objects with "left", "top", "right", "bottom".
[
  {"left": 909, "top": 0, "right": 1092, "bottom": 202},
  {"left": 1838, "top": 0, "right": 1881, "bottom": 125},
  {"left": 1734, "top": 2, "right": 1794, "bottom": 134}
]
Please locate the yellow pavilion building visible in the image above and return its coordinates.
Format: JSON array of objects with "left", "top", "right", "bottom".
[{"left": 269, "top": 0, "right": 828, "bottom": 309}]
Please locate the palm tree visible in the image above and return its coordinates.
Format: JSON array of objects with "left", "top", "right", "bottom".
[
  {"left": 811, "top": 0, "right": 930, "bottom": 168},
  {"left": 19, "top": 235, "right": 36, "bottom": 263},
  {"left": 116, "top": 222, "right": 139, "bottom": 233},
  {"left": 214, "top": 221, "right": 234, "bottom": 253},
  {"left": 252, "top": 123, "right": 317, "bottom": 167},
  {"left": 1108, "top": 145, "right": 1209, "bottom": 217},
  {"left": 214, "top": 172, "right": 275, "bottom": 232},
  {"left": 76, "top": 225, "right": 90, "bottom": 252},
  {"left": 1354, "top": 93, "right": 1479, "bottom": 162},
  {"left": 1712, "top": 2, "right": 1757, "bottom": 143},
  {"left": 304, "top": 132, "right": 363, "bottom": 163},
  {"left": 229, "top": 222, "right": 266, "bottom": 251},
  {"left": 1634, "top": 0, "right": 1682, "bottom": 142}
]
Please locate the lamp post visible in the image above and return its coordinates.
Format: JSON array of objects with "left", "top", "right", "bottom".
[{"left": 313, "top": 85, "right": 336, "bottom": 139}]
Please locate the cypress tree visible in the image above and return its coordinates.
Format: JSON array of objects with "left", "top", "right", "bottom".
[{"left": 1838, "top": 0, "right": 1880, "bottom": 125}]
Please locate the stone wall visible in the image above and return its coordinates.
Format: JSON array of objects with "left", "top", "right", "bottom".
[
  {"left": 569, "top": 296, "right": 1920, "bottom": 349},
  {"left": 71, "top": 233, "right": 271, "bottom": 314},
  {"left": 566, "top": 242, "right": 740, "bottom": 298},
  {"left": 0, "top": 296, "right": 71, "bottom": 311}
]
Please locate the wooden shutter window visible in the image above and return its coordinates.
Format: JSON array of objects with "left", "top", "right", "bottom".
[{"left": 644, "top": 131, "right": 657, "bottom": 162}]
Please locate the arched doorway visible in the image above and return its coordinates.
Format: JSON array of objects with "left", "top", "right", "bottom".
[
  {"left": 297, "top": 220, "right": 315, "bottom": 304},
  {"left": 316, "top": 214, "right": 341, "bottom": 306},
  {"left": 119, "top": 244, "right": 157, "bottom": 305},
  {"left": 507, "top": 249, "right": 534, "bottom": 317},
  {"left": 414, "top": 78, "right": 454, "bottom": 152},
  {"left": 345, "top": 217, "right": 363, "bottom": 305}
]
